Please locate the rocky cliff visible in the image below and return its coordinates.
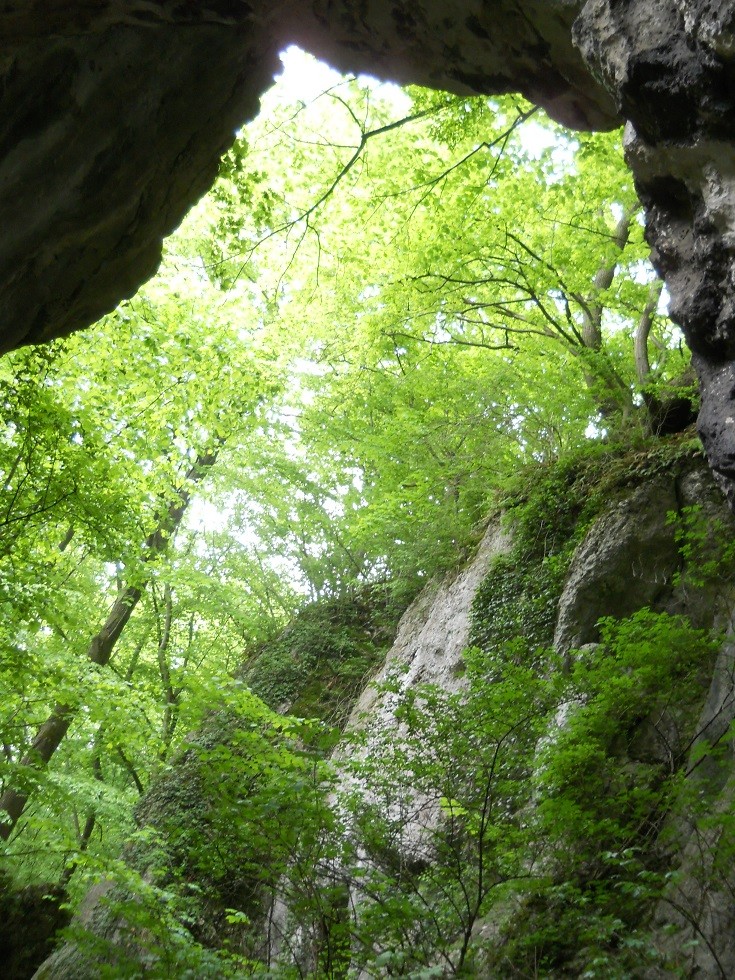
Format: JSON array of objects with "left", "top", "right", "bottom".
[
  {"left": 338, "top": 447, "right": 735, "bottom": 976},
  {"left": 33, "top": 441, "right": 735, "bottom": 977}
]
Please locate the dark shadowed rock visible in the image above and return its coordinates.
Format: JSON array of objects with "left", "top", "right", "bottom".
[
  {"left": 553, "top": 475, "right": 680, "bottom": 655},
  {"left": 574, "top": 1, "right": 735, "bottom": 495}
]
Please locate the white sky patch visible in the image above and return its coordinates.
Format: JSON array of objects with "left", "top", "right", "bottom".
[
  {"left": 188, "top": 498, "right": 265, "bottom": 556},
  {"left": 519, "top": 118, "right": 579, "bottom": 178},
  {"left": 275, "top": 47, "right": 569, "bottom": 170},
  {"left": 275, "top": 45, "right": 411, "bottom": 114},
  {"left": 188, "top": 498, "right": 230, "bottom": 534},
  {"left": 629, "top": 258, "right": 656, "bottom": 284},
  {"left": 519, "top": 120, "right": 558, "bottom": 158},
  {"left": 275, "top": 46, "right": 344, "bottom": 103},
  {"left": 585, "top": 420, "right": 608, "bottom": 440}
]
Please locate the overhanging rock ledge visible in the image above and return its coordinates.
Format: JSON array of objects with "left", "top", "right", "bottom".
[{"left": 3, "top": 0, "right": 735, "bottom": 495}]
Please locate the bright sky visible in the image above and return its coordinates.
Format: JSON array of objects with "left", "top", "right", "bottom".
[
  {"left": 275, "top": 45, "right": 411, "bottom": 110},
  {"left": 273, "top": 45, "right": 563, "bottom": 160}
]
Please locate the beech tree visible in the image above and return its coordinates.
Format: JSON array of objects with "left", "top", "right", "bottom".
[
  {"left": 0, "top": 283, "right": 290, "bottom": 871},
  {"left": 0, "top": 47, "right": 701, "bottom": 975},
  {"left": 184, "top": 51, "right": 690, "bottom": 589}
]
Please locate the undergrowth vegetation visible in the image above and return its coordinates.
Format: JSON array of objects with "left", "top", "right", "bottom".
[
  {"left": 55, "top": 605, "right": 726, "bottom": 978},
  {"left": 40, "top": 441, "right": 735, "bottom": 978},
  {"left": 241, "top": 584, "right": 414, "bottom": 727}
]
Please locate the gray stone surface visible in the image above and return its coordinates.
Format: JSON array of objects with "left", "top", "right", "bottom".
[
  {"left": 549, "top": 457, "right": 735, "bottom": 973},
  {"left": 348, "top": 518, "right": 511, "bottom": 722},
  {"left": 0, "top": 14, "right": 280, "bottom": 351},
  {"left": 574, "top": 1, "right": 735, "bottom": 494},
  {"left": 33, "top": 457, "right": 735, "bottom": 974},
  {"left": 553, "top": 475, "right": 680, "bottom": 654}
]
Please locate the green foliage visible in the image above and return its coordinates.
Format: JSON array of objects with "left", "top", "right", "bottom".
[
  {"left": 52, "top": 595, "right": 727, "bottom": 977},
  {"left": 274, "top": 606, "right": 716, "bottom": 978},
  {"left": 337, "top": 643, "right": 559, "bottom": 975},
  {"left": 0, "top": 45, "right": 717, "bottom": 979},
  {"left": 0, "top": 266, "right": 296, "bottom": 890},
  {"left": 472, "top": 436, "right": 708, "bottom": 659},
  {"left": 471, "top": 447, "right": 615, "bottom": 657},
  {"left": 173, "top": 48, "right": 692, "bottom": 592},
  {"left": 669, "top": 502, "right": 735, "bottom": 591},
  {"left": 492, "top": 610, "right": 719, "bottom": 976},
  {"left": 471, "top": 554, "right": 562, "bottom": 653},
  {"left": 59, "top": 685, "right": 341, "bottom": 976}
]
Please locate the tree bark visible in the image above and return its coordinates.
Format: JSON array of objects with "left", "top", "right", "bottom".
[
  {"left": 635, "top": 280, "right": 664, "bottom": 386},
  {"left": 571, "top": 208, "right": 637, "bottom": 415},
  {"left": 578, "top": 209, "right": 633, "bottom": 352}
]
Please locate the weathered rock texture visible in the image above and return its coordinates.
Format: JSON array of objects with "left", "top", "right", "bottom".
[
  {"left": 553, "top": 475, "right": 680, "bottom": 654},
  {"left": 35, "top": 452, "right": 735, "bottom": 976},
  {"left": 0, "top": 11, "right": 279, "bottom": 350},
  {"left": 534, "top": 456, "right": 735, "bottom": 976},
  {"left": 347, "top": 454, "right": 735, "bottom": 976},
  {"left": 573, "top": 0, "right": 735, "bottom": 502},
  {"left": 349, "top": 519, "right": 511, "bottom": 718}
]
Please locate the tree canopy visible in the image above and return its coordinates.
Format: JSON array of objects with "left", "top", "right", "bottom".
[{"left": 0, "top": 46, "right": 703, "bottom": 978}]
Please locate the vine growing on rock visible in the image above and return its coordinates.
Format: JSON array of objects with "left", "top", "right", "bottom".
[
  {"left": 241, "top": 585, "right": 413, "bottom": 726},
  {"left": 54, "top": 604, "right": 722, "bottom": 977}
]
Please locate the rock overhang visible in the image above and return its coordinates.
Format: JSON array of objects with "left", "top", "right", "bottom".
[
  {"left": 0, "top": 1, "right": 616, "bottom": 353},
  {"left": 3, "top": 0, "right": 735, "bottom": 499}
]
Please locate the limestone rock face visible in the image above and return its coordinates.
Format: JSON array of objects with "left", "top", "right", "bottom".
[
  {"left": 553, "top": 475, "right": 680, "bottom": 655},
  {"left": 31, "top": 454, "right": 735, "bottom": 975},
  {"left": 554, "top": 460, "right": 735, "bottom": 654},
  {"left": 310, "top": 457, "right": 735, "bottom": 973},
  {"left": 348, "top": 519, "right": 511, "bottom": 721},
  {"left": 574, "top": 0, "right": 735, "bottom": 496}
]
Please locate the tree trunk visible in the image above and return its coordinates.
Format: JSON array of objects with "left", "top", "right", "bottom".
[
  {"left": 0, "top": 450, "right": 219, "bottom": 841},
  {"left": 635, "top": 280, "right": 664, "bottom": 386},
  {"left": 579, "top": 208, "right": 633, "bottom": 352},
  {"left": 573, "top": 208, "right": 636, "bottom": 416}
]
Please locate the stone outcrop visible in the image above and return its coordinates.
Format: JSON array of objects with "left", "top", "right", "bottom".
[
  {"left": 0, "top": 11, "right": 280, "bottom": 352},
  {"left": 552, "top": 456, "right": 735, "bottom": 977},
  {"left": 0, "top": 1, "right": 616, "bottom": 355},
  {"left": 573, "top": 0, "right": 735, "bottom": 503},
  {"left": 355, "top": 454, "right": 735, "bottom": 975},
  {"left": 553, "top": 475, "right": 681, "bottom": 654},
  {"left": 349, "top": 519, "right": 511, "bottom": 719},
  {"left": 34, "top": 451, "right": 735, "bottom": 975}
]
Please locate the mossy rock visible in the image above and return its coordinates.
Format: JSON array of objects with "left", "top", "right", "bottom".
[{"left": 242, "top": 583, "right": 413, "bottom": 726}]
